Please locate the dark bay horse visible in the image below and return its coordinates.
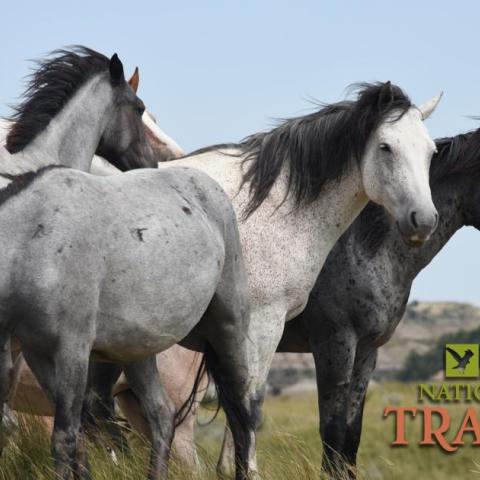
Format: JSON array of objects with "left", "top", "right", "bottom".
[{"left": 276, "top": 126, "right": 480, "bottom": 476}]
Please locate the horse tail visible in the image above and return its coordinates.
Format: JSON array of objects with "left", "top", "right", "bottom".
[
  {"left": 175, "top": 344, "right": 254, "bottom": 458},
  {"left": 203, "top": 343, "right": 255, "bottom": 473},
  {"left": 174, "top": 352, "right": 208, "bottom": 427}
]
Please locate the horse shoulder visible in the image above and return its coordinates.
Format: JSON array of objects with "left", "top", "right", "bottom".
[{"left": 160, "top": 150, "right": 244, "bottom": 201}]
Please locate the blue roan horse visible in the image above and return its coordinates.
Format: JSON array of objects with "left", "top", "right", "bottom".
[
  {"left": 1, "top": 47, "right": 156, "bottom": 177},
  {"left": 277, "top": 126, "right": 480, "bottom": 477},
  {"left": 0, "top": 165, "right": 253, "bottom": 480}
]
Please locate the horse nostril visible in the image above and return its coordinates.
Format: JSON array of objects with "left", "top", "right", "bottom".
[
  {"left": 434, "top": 213, "right": 439, "bottom": 228},
  {"left": 410, "top": 211, "right": 419, "bottom": 229}
]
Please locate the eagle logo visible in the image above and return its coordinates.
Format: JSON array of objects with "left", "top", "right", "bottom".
[{"left": 445, "top": 344, "right": 479, "bottom": 378}]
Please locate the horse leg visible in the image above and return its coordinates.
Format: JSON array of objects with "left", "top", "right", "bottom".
[
  {"left": 8, "top": 351, "right": 56, "bottom": 438},
  {"left": 123, "top": 355, "right": 175, "bottom": 480},
  {"left": 116, "top": 389, "right": 202, "bottom": 468},
  {"left": 83, "top": 362, "right": 127, "bottom": 454},
  {"left": 116, "top": 390, "right": 201, "bottom": 469},
  {"left": 115, "top": 389, "right": 152, "bottom": 439},
  {"left": 213, "top": 302, "right": 286, "bottom": 479},
  {"left": 172, "top": 410, "right": 201, "bottom": 469},
  {"left": 217, "top": 424, "right": 235, "bottom": 475},
  {"left": 23, "top": 345, "right": 91, "bottom": 480},
  {"left": 158, "top": 348, "right": 206, "bottom": 470},
  {"left": 309, "top": 325, "right": 356, "bottom": 478},
  {"left": 0, "top": 337, "right": 13, "bottom": 454},
  {"left": 203, "top": 331, "right": 256, "bottom": 480},
  {"left": 342, "top": 348, "right": 377, "bottom": 475},
  {"left": 116, "top": 351, "right": 205, "bottom": 471},
  {"left": 200, "top": 288, "right": 272, "bottom": 480}
]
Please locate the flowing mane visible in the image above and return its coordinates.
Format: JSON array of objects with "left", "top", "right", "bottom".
[
  {"left": 238, "top": 82, "right": 412, "bottom": 217},
  {"left": 6, "top": 46, "right": 110, "bottom": 153}
]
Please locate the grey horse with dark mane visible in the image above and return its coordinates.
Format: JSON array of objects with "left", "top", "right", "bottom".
[
  {"left": 1, "top": 46, "right": 156, "bottom": 176},
  {"left": 0, "top": 165, "right": 253, "bottom": 480},
  {"left": 0, "top": 45, "right": 162, "bottom": 454},
  {"left": 0, "top": 48, "right": 184, "bottom": 453},
  {"left": 276, "top": 126, "right": 480, "bottom": 477}
]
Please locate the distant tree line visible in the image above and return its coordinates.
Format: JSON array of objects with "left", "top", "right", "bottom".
[{"left": 397, "top": 327, "right": 480, "bottom": 381}]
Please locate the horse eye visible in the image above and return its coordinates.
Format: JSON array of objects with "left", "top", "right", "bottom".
[
  {"left": 135, "top": 101, "right": 145, "bottom": 116},
  {"left": 379, "top": 143, "right": 392, "bottom": 153}
]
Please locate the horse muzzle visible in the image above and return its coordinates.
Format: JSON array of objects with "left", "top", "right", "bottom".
[{"left": 396, "top": 208, "right": 439, "bottom": 247}]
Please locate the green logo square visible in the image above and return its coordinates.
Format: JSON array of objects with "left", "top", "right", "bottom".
[{"left": 445, "top": 344, "right": 479, "bottom": 378}]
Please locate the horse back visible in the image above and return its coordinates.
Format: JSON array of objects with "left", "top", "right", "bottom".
[{"left": 0, "top": 166, "right": 243, "bottom": 359}]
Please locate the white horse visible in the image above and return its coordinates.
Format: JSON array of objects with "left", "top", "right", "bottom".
[{"left": 155, "top": 82, "right": 442, "bottom": 473}]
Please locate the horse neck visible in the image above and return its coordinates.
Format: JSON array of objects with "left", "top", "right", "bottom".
[
  {"left": 380, "top": 179, "right": 464, "bottom": 286},
  {"left": 13, "top": 75, "right": 113, "bottom": 173},
  {"left": 285, "top": 161, "right": 369, "bottom": 266},
  {"left": 168, "top": 149, "right": 368, "bottom": 286}
]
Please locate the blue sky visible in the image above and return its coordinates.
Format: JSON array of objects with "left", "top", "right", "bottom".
[{"left": 1, "top": 1, "right": 479, "bottom": 304}]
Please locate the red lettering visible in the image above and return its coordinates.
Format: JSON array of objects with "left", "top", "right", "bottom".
[{"left": 384, "top": 407, "right": 417, "bottom": 445}]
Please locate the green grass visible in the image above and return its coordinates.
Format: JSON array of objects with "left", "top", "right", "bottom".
[{"left": 1, "top": 382, "right": 480, "bottom": 479}]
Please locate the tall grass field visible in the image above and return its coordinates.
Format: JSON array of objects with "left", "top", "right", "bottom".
[{"left": 0, "top": 382, "right": 478, "bottom": 479}]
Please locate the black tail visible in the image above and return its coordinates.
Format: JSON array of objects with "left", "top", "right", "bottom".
[
  {"left": 175, "top": 343, "right": 255, "bottom": 478},
  {"left": 204, "top": 343, "right": 255, "bottom": 478},
  {"left": 174, "top": 352, "right": 208, "bottom": 427}
]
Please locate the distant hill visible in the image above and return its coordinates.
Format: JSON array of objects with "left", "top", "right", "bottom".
[
  {"left": 268, "top": 302, "right": 480, "bottom": 393},
  {"left": 377, "top": 301, "right": 480, "bottom": 379},
  {"left": 397, "top": 326, "right": 480, "bottom": 381}
]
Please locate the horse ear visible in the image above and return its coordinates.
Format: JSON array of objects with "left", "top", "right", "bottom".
[
  {"left": 418, "top": 92, "right": 443, "bottom": 120},
  {"left": 109, "top": 53, "right": 125, "bottom": 85},
  {"left": 383, "top": 81, "right": 394, "bottom": 100},
  {"left": 128, "top": 67, "right": 140, "bottom": 93},
  {"left": 377, "top": 81, "right": 393, "bottom": 109}
]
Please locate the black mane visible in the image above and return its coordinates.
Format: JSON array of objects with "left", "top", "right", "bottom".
[
  {"left": 238, "top": 82, "right": 412, "bottom": 217},
  {"left": 6, "top": 46, "right": 110, "bottom": 153},
  {"left": 430, "top": 128, "right": 480, "bottom": 182}
]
